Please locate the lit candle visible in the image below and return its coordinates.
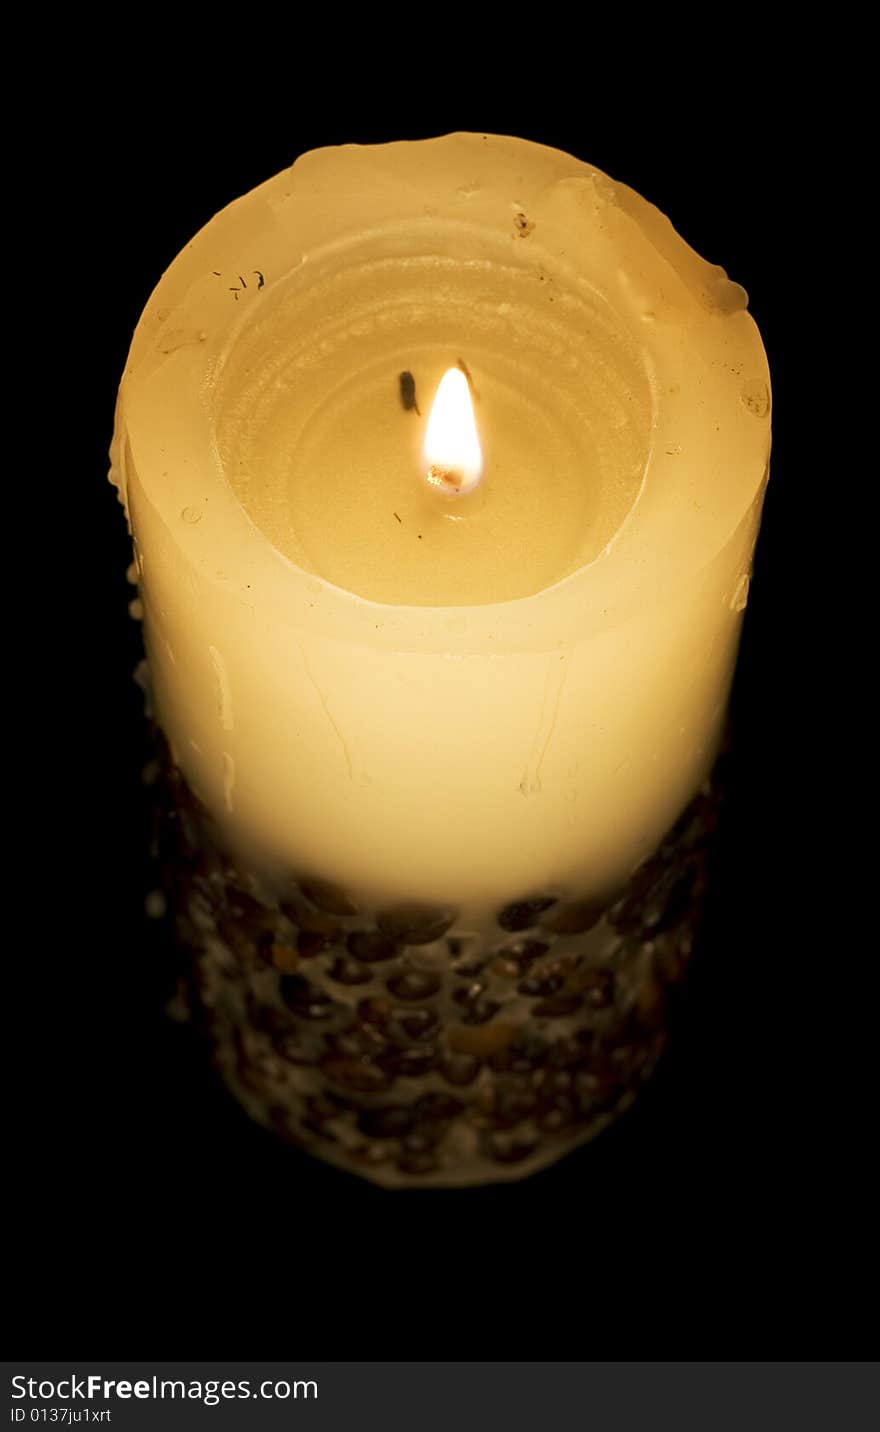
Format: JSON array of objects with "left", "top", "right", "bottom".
[{"left": 111, "top": 134, "right": 770, "bottom": 1185}]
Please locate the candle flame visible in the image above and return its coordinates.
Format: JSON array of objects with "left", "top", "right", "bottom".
[{"left": 424, "top": 367, "right": 483, "bottom": 495}]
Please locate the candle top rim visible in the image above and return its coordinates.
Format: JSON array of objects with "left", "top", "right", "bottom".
[{"left": 113, "top": 131, "right": 770, "bottom": 654}]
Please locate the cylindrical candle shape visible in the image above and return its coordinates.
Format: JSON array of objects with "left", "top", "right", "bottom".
[{"left": 111, "top": 135, "right": 770, "bottom": 1184}]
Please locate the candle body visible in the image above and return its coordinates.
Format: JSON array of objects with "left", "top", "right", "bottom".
[
  {"left": 113, "top": 134, "right": 769, "bottom": 916},
  {"left": 112, "top": 135, "right": 770, "bottom": 1182},
  {"left": 125, "top": 496, "right": 754, "bottom": 913}
]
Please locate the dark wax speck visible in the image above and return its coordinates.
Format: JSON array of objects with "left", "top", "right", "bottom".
[{"left": 399, "top": 371, "right": 420, "bottom": 414}]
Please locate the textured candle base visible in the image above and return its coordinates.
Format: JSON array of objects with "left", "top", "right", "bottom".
[{"left": 155, "top": 741, "right": 720, "bottom": 1188}]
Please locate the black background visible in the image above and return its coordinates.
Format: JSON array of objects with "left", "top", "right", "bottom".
[{"left": 13, "top": 48, "right": 855, "bottom": 1356}]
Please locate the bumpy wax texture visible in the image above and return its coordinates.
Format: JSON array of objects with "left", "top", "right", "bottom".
[{"left": 157, "top": 738, "right": 720, "bottom": 1187}]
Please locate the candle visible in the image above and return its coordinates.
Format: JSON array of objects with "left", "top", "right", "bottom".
[{"left": 111, "top": 133, "right": 770, "bottom": 1185}]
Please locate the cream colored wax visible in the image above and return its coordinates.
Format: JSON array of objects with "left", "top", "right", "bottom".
[{"left": 111, "top": 134, "right": 770, "bottom": 921}]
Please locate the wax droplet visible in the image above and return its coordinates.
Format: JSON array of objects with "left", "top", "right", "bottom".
[
  {"left": 141, "top": 759, "right": 160, "bottom": 786},
  {"left": 182, "top": 505, "right": 202, "bottom": 524},
  {"left": 158, "top": 328, "right": 206, "bottom": 355},
  {"left": 222, "top": 752, "right": 235, "bottom": 811},
  {"left": 741, "top": 379, "right": 770, "bottom": 418},
  {"left": 593, "top": 174, "right": 617, "bottom": 204},
  {"left": 145, "top": 890, "right": 167, "bottom": 919},
  {"left": 126, "top": 561, "right": 138, "bottom": 585},
  {"left": 128, "top": 598, "right": 143, "bottom": 621},
  {"left": 165, "top": 980, "right": 190, "bottom": 1024},
  {"left": 703, "top": 266, "right": 748, "bottom": 315},
  {"left": 209, "top": 646, "right": 234, "bottom": 731},
  {"left": 730, "top": 573, "right": 750, "bottom": 612}
]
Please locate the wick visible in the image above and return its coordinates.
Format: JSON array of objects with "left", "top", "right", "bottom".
[
  {"left": 456, "top": 357, "right": 478, "bottom": 400},
  {"left": 426, "top": 465, "right": 464, "bottom": 494}
]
